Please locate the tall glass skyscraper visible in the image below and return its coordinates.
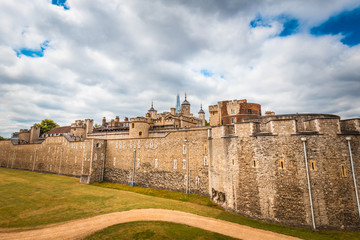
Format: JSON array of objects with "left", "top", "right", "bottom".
[{"left": 176, "top": 94, "right": 181, "bottom": 113}]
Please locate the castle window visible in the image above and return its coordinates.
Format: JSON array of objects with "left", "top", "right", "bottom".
[
  {"left": 341, "top": 164, "right": 347, "bottom": 177},
  {"left": 231, "top": 118, "right": 236, "bottom": 124},
  {"left": 232, "top": 159, "right": 235, "bottom": 165},
  {"left": 154, "top": 158, "right": 158, "bottom": 168},
  {"left": 96, "top": 143, "right": 101, "bottom": 148},
  {"left": 183, "top": 159, "right": 186, "bottom": 169},
  {"left": 248, "top": 109, "right": 252, "bottom": 114},
  {"left": 231, "top": 109, "right": 235, "bottom": 114},
  {"left": 154, "top": 140, "right": 158, "bottom": 148},
  {"left": 131, "top": 123, "right": 134, "bottom": 128},
  {"left": 137, "top": 158, "right": 140, "bottom": 167},
  {"left": 310, "top": 161, "right": 317, "bottom": 171},
  {"left": 174, "top": 159, "right": 177, "bottom": 169},
  {"left": 196, "top": 176, "right": 200, "bottom": 186},
  {"left": 113, "top": 157, "right": 116, "bottom": 167},
  {"left": 139, "top": 131, "right": 142, "bottom": 136},
  {"left": 279, "top": 160, "right": 285, "bottom": 169},
  {"left": 183, "top": 144, "right": 187, "bottom": 154},
  {"left": 204, "top": 156, "right": 208, "bottom": 166},
  {"left": 203, "top": 144, "right": 208, "bottom": 155},
  {"left": 252, "top": 158, "right": 257, "bottom": 168}
]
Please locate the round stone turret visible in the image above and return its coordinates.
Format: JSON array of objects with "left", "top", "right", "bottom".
[{"left": 129, "top": 117, "right": 150, "bottom": 138}]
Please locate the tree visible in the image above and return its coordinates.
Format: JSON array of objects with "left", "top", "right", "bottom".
[
  {"left": 94, "top": 123, "right": 102, "bottom": 128},
  {"left": 0, "top": 136, "right": 5, "bottom": 140},
  {"left": 35, "top": 119, "right": 59, "bottom": 135},
  {"left": 205, "top": 120, "right": 210, "bottom": 126}
]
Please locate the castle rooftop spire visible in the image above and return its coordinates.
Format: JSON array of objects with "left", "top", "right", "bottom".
[
  {"left": 148, "top": 100, "right": 155, "bottom": 111},
  {"left": 198, "top": 104, "right": 205, "bottom": 114},
  {"left": 182, "top": 92, "right": 190, "bottom": 105}
]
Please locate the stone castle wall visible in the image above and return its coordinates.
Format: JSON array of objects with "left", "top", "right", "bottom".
[
  {"left": 209, "top": 118, "right": 360, "bottom": 229},
  {"left": 0, "top": 137, "right": 91, "bottom": 176},
  {"left": 103, "top": 128, "right": 209, "bottom": 195},
  {"left": 0, "top": 127, "right": 210, "bottom": 195},
  {"left": 0, "top": 115, "right": 360, "bottom": 230}
]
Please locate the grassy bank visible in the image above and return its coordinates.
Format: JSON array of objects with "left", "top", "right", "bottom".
[
  {"left": 84, "top": 221, "right": 237, "bottom": 240},
  {"left": 91, "top": 181, "right": 220, "bottom": 208},
  {"left": 1, "top": 167, "right": 360, "bottom": 239}
]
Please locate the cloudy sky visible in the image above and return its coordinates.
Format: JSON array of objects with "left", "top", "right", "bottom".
[{"left": 0, "top": 0, "right": 360, "bottom": 137}]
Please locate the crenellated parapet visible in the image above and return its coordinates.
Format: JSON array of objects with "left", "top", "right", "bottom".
[
  {"left": 341, "top": 118, "right": 360, "bottom": 133},
  {"left": 236, "top": 114, "right": 353, "bottom": 136}
]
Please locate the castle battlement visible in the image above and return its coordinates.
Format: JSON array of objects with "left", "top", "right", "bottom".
[{"left": 341, "top": 118, "right": 360, "bottom": 133}]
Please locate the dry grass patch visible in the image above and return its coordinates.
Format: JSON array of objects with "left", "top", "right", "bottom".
[{"left": 1, "top": 168, "right": 360, "bottom": 240}]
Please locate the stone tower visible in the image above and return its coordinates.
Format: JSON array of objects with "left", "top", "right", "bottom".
[
  {"left": 181, "top": 93, "right": 191, "bottom": 116},
  {"left": 30, "top": 125, "right": 40, "bottom": 143},
  {"left": 85, "top": 119, "right": 94, "bottom": 137},
  {"left": 129, "top": 117, "right": 150, "bottom": 138},
  {"left": 148, "top": 101, "right": 157, "bottom": 118},
  {"left": 198, "top": 104, "right": 205, "bottom": 126}
]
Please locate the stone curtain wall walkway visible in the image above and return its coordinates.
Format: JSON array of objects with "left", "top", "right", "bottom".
[{"left": 0, "top": 209, "right": 300, "bottom": 240}]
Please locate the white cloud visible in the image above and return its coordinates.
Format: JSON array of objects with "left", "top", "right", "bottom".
[{"left": 0, "top": 0, "right": 359, "bottom": 137}]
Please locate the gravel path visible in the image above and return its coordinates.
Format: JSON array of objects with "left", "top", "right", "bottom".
[{"left": 0, "top": 209, "right": 301, "bottom": 240}]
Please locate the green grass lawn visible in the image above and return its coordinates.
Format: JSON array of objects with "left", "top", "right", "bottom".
[
  {"left": 84, "top": 221, "right": 238, "bottom": 240},
  {"left": 0, "top": 167, "right": 360, "bottom": 240}
]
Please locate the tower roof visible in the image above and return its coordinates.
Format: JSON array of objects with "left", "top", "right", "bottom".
[
  {"left": 148, "top": 101, "right": 156, "bottom": 111},
  {"left": 182, "top": 92, "right": 190, "bottom": 105},
  {"left": 198, "top": 104, "right": 205, "bottom": 114}
]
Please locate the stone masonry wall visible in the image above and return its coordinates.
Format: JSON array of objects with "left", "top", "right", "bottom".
[
  {"left": 1, "top": 115, "right": 360, "bottom": 230},
  {"left": 103, "top": 128, "right": 209, "bottom": 195},
  {"left": 0, "top": 137, "right": 93, "bottom": 177},
  {"left": 209, "top": 122, "right": 360, "bottom": 229}
]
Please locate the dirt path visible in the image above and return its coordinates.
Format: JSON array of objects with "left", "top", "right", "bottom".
[{"left": 0, "top": 209, "right": 301, "bottom": 240}]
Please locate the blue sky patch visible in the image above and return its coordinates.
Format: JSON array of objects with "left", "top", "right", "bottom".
[
  {"left": 250, "top": 14, "right": 299, "bottom": 37},
  {"left": 52, "top": 0, "right": 69, "bottom": 10},
  {"left": 15, "top": 41, "right": 49, "bottom": 58},
  {"left": 250, "top": 14, "right": 271, "bottom": 28},
  {"left": 278, "top": 18, "right": 299, "bottom": 37},
  {"left": 200, "top": 69, "right": 213, "bottom": 77},
  {"left": 310, "top": 7, "right": 360, "bottom": 46}
]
